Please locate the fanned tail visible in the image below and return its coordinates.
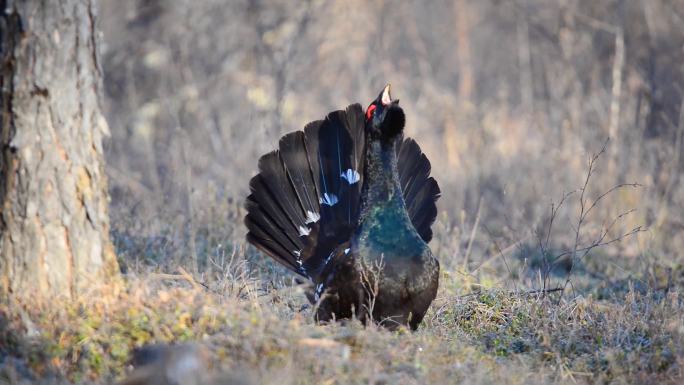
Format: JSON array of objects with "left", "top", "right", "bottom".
[{"left": 245, "top": 104, "right": 366, "bottom": 280}]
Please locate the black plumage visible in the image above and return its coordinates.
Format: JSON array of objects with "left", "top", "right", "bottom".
[{"left": 245, "top": 85, "right": 440, "bottom": 330}]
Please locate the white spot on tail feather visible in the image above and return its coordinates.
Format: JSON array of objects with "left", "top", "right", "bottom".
[
  {"left": 305, "top": 210, "right": 320, "bottom": 224},
  {"left": 319, "top": 193, "right": 338, "bottom": 206},
  {"left": 297, "top": 261, "right": 307, "bottom": 276},
  {"left": 324, "top": 250, "right": 335, "bottom": 266},
  {"left": 298, "top": 225, "right": 311, "bottom": 236},
  {"left": 314, "top": 283, "right": 325, "bottom": 302},
  {"left": 293, "top": 250, "right": 301, "bottom": 257},
  {"left": 344, "top": 248, "right": 350, "bottom": 255},
  {"left": 340, "top": 169, "right": 360, "bottom": 184}
]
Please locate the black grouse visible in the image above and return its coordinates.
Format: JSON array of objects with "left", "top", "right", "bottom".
[{"left": 245, "top": 85, "right": 440, "bottom": 330}]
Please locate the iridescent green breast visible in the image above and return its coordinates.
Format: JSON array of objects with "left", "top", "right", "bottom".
[{"left": 355, "top": 197, "right": 426, "bottom": 260}]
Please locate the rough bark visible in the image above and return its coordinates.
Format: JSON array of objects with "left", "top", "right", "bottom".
[{"left": 0, "top": 0, "right": 118, "bottom": 299}]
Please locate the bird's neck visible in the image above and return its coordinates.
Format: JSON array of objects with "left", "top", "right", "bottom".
[{"left": 360, "top": 139, "right": 404, "bottom": 213}]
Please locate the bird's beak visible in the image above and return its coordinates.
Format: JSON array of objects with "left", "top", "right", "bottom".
[{"left": 381, "top": 84, "right": 392, "bottom": 106}]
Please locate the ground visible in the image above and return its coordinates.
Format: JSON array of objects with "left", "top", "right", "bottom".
[{"left": 1, "top": 232, "right": 682, "bottom": 384}]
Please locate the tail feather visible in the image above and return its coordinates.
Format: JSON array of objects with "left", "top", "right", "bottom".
[
  {"left": 405, "top": 177, "right": 440, "bottom": 242},
  {"left": 343, "top": 105, "right": 366, "bottom": 223},
  {"left": 245, "top": 214, "right": 300, "bottom": 272},
  {"left": 247, "top": 177, "right": 299, "bottom": 245},
  {"left": 244, "top": 196, "right": 302, "bottom": 253},
  {"left": 397, "top": 138, "right": 430, "bottom": 202},
  {"left": 256, "top": 152, "right": 308, "bottom": 227},
  {"left": 279, "top": 131, "right": 320, "bottom": 217}
]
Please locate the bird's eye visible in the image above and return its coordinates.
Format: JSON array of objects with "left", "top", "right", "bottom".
[{"left": 365, "top": 104, "right": 376, "bottom": 120}]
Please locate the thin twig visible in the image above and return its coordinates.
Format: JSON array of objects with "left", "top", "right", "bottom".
[
  {"left": 539, "top": 190, "right": 576, "bottom": 292},
  {"left": 455, "top": 287, "right": 565, "bottom": 300},
  {"left": 473, "top": 235, "right": 531, "bottom": 273},
  {"left": 463, "top": 197, "right": 483, "bottom": 271}
]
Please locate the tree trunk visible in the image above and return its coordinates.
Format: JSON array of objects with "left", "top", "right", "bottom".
[{"left": 0, "top": 0, "right": 118, "bottom": 300}]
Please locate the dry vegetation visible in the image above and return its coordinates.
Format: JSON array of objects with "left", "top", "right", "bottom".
[
  {"left": 1, "top": 260, "right": 682, "bottom": 384},
  {"left": 2, "top": 0, "right": 684, "bottom": 384}
]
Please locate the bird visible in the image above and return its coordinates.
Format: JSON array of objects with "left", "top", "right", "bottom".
[{"left": 245, "top": 85, "right": 440, "bottom": 330}]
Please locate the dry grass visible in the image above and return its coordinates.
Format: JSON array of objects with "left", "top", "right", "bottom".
[{"left": 1, "top": 238, "right": 683, "bottom": 384}]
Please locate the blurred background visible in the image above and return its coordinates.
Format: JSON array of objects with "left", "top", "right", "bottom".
[{"left": 99, "top": 0, "right": 684, "bottom": 290}]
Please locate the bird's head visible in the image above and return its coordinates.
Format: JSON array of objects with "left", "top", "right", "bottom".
[{"left": 365, "top": 84, "right": 405, "bottom": 142}]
